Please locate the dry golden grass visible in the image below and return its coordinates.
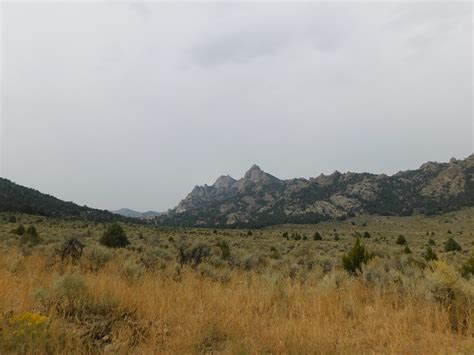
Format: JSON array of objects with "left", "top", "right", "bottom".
[
  {"left": 1, "top": 209, "right": 473, "bottom": 353},
  {"left": 1, "top": 248, "right": 473, "bottom": 354}
]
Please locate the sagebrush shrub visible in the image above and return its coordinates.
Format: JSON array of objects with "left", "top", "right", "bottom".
[
  {"left": 241, "top": 254, "right": 259, "bottom": 270},
  {"left": 120, "top": 259, "right": 144, "bottom": 283},
  {"left": 217, "top": 240, "right": 231, "bottom": 260},
  {"left": 20, "top": 226, "right": 41, "bottom": 246},
  {"left": 84, "top": 245, "right": 112, "bottom": 271},
  {"left": 425, "top": 260, "right": 473, "bottom": 332},
  {"left": 423, "top": 247, "right": 438, "bottom": 262},
  {"left": 177, "top": 242, "right": 212, "bottom": 267},
  {"left": 197, "top": 263, "right": 219, "bottom": 280},
  {"left": 460, "top": 257, "right": 474, "bottom": 278},
  {"left": 32, "top": 288, "right": 50, "bottom": 309},
  {"left": 54, "top": 273, "right": 87, "bottom": 302}
]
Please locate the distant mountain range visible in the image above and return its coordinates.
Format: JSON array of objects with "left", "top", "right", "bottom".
[
  {"left": 0, "top": 178, "right": 128, "bottom": 222},
  {"left": 159, "top": 155, "right": 474, "bottom": 228},
  {"left": 111, "top": 208, "right": 162, "bottom": 219},
  {"left": 2, "top": 155, "right": 472, "bottom": 227}
]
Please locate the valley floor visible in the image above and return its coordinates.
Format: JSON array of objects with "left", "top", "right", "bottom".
[{"left": 0, "top": 209, "right": 473, "bottom": 354}]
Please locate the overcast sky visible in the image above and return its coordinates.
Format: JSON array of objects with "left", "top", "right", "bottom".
[{"left": 1, "top": 1, "right": 472, "bottom": 212}]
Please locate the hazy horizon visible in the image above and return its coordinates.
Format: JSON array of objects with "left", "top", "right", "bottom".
[{"left": 1, "top": 1, "right": 473, "bottom": 212}]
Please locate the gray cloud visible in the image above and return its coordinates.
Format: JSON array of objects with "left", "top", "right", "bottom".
[
  {"left": 128, "top": 1, "right": 151, "bottom": 20},
  {"left": 1, "top": 2, "right": 472, "bottom": 212},
  {"left": 190, "top": 3, "right": 354, "bottom": 67}
]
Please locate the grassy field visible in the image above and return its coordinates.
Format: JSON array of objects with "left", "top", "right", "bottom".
[{"left": 0, "top": 209, "right": 473, "bottom": 354}]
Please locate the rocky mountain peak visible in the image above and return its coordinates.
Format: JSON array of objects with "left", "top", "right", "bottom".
[
  {"left": 162, "top": 155, "right": 473, "bottom": 228},
  {"left": 243, "top": 164, "right": 268, "bottom": 182},
  {"left": 213, "top": 175, "right": 236, "bottom": 189}
]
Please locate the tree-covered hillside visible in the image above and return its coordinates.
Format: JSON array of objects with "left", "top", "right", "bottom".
[{"left": 0, "top": 178, "right": 127, "bottom": 222}]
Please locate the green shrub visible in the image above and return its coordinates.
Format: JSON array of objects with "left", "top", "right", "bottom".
[
  {"left": 363, "top": 231, "right": 371, "bottom": 238},
  {"left": 20, "top": 226, "right": 41, "bottom": 246},
  {"left": 313, "top": 232, "right": 322, "bottom": 241},
  {"left": 13, "top": 224, "right": 25, "bottom": 236},
  {"left": 342, "top": 238, "right": 372, "bottom": 275},
  {"left": 197, "top": 263, "right": 218, "bottom": 280},
  {"left": 282, "top": 232, "right": 288, "bottom": 239},
  {"left": 444, "top": 238, "right": 462, "bottom": 252},
  {"left": 241, "top": 254, "right": 259, "bottom": 270},
  {"left": 396, "top": 235, "right": 407, "bottom": 245},
  {"left": 423, "top": 247, "right": 438, "bottom": 262},
  {"left": 217, "top": 240, "right": 231, "bottom": 260},
  {"left": 292, "top": 232, "right": 301, "bottom": 241},
  {"left": 26, "top": 226, "right": 38, "bottom": 238},
  {"left": 177, "top": 242, "right": 212, "bottom": 267},
  {"left": 428, "top": 239, "right": 436, "bottom": 246},
  {"left": 403, "top": 246, "right": 412, "bottom": 254},
  {"left": 100, "top": 223, "right": 129, "bottom": 248},
  {"left": 460, "top": 257, "right": 474, "bottom": 278},
  {"left": 8, "top": 215, "right": 17, "bottom": 223}
]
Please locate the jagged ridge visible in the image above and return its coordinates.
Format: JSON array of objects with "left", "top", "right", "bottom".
[{"left": 160, "top": 155, "right": 474, "bottom": 228}]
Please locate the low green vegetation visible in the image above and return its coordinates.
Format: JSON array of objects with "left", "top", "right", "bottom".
[
  {"left": 12, "top": 224, "right": 25, "bottom": 236},
  {"left": 461, "top": 257, "right": 474, "bottom": 278},
  {"left": 423, "top": 247, "right": 438, "bottom": 262},
  {"left": 444, "top": 237, "right": 462, "bottom": 252},
  {"left": 100, "top": 223, "right": 129, "bottom": 248},
  {"left": 342, "top": 238, "right": 372, "bottom": 274},
  {"left": 20, "top": 226, "right": 41, "bottom": 246},
  {"left": 396, "top": 234, "right": 407, "bottom": 245}
]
